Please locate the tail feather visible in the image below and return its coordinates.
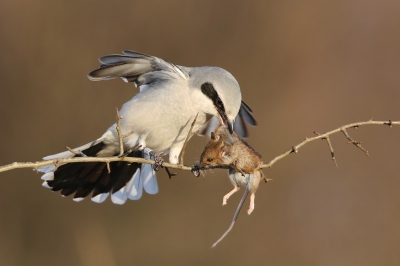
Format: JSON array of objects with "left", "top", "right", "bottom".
[
  {"left": 91, "top": 193, "right": 109, "bottom": 204},
  {"left": 126, "top": 168, "right": 142, "bottom": 200},
  {"left": 141, "top": 152, "right": 158, "bottom": 195},
  {"left": 41, "top": 141, "right": 159, "bottom": 204}
]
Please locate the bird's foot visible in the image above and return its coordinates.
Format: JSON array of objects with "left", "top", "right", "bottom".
[
  {"left": 191, "top": 164, "right": 201, "bottom": 177},
  {"left": 145, "top": 149, "right": 164, "bottom": 171}
]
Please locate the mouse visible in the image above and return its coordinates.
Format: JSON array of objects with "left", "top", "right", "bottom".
[{"left": 192, "top": 125, "right": 270, "bottom": 247}]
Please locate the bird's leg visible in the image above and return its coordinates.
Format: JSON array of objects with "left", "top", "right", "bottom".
[
  {"left": 222, "top": 184, "right": 240, "bottom": 206},
  {"left": 144, "top": 148, "right": 164, "bottom": 171}
]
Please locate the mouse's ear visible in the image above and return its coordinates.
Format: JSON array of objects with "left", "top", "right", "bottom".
[
  {"left": 211, "top": 132, "right": 220, "bottom": 141},
  {"left": 220, "top": 143, "right": 232, "bottom": 157}
]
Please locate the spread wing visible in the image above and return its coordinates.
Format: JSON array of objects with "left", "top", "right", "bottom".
[
  {"left": 88, "top": 50, "right": 188, "bottom": 88},
  {"left": 88, "top": 51, "right": 256, "bottom": 138}
]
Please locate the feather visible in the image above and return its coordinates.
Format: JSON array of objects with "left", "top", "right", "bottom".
[
  {"left": 141, "top": 162, "right": 158, "bottom": 195},
  {"left": 126, "top": 168, "right": 142, "bottom": 200},
  {"left": 87, "top": 51, "right": 188, "bottom": 86},
  {"left": 91, "top": 193, "right": 109, "bottom": 204},
  {"left": 111, "top": 186, "right": 128, "bottom": 205},
  {"left": 233, "top": 113, "right": 248, "bottom": 138},
  {"left": 239, "top": 101, "right": 257, "bottom": 126},
  {"left": 41, "top": 172, "right": 54, "bottom": 181}
]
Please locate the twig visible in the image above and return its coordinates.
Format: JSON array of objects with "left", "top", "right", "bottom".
[
  {"left": 0, "top": 157, "right": 191, "bottom": 173},
  {"left": 262, "top": 119, "right": 398, "bottom": 169},
  {"left": 179, "top": 113, "right": 199, "bottom": 166},
  {"left": 116, "top": 108, "right": 125, "bottom": 157},
  {"left": 66, "top": 146, "right": 87, "bottom": 157},
  {"left": 314, "top": 132, "right": 338, "bottom": 169},
  {"left": 118, "top": 144, "right": 141, "bottom": 158},
  {"left": 341, "top": 128, "right": 369, "bottom": 155},
  {"left": 0, "top": 120, "right": 398, "bottom": 175}
]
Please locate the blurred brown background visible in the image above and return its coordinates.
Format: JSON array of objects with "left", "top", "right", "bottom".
[{"left": 1, "top": 1, "right": 400, "bottom": 265}]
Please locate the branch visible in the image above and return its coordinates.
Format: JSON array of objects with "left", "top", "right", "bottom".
[
  {"left": 262, "top": 119, "right": 398, "bottom": 169},
  {"left": 179, "top": 113, "right": 199, "bottom": 166},
  {"left": 0, "top": 157, "right": 192, "bottom": 173},
  {"left": 0, "top": 120, "right": 398, "bottom": 175},
  {"left": 115, "top": 108, "right": 134, "bottom": 157}
]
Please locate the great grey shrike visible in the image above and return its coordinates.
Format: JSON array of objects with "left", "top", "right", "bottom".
[{"left": 38, "top": 50, "right": 256, "bottom": 204}]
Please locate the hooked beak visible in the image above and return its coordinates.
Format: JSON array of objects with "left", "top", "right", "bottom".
[{"left": 217, "top": 110, "right": 234, "bottom": 134}]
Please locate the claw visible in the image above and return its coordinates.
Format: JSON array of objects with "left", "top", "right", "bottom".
[
  {"left": 148, "top": 150, "right": 164, "bottom": 171},
  {"left": 191, "top": 164, "right": 201, "bottom": 177}
]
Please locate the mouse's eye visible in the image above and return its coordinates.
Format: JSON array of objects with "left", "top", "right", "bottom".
[{"left": 207, "top": 158, "right": 213, "bottom": 162}]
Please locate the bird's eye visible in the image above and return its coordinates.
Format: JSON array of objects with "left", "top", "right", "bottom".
[
  {"left": 216, "top": 98, "right": 223, "bottom": 108},
  {"left": 207, "top": 158, "right": 213, "bottom": 162}
]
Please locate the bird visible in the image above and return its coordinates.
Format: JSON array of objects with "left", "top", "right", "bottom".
[{"left": 38, "top": 50, "right": 256, "bottom": 205}]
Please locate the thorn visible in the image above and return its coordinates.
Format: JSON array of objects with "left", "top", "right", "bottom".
[
  {"left": 53, "top": 159, "right": 60, "bottom": 171},
  {"left": 291, "top": 146, "right": 299, "bottom": 154},
  {"left": 385, "top": 119, "right": 393, "bottom": 128}
]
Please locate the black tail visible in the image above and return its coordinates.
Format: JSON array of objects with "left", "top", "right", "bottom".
[{"left": 46, "top": 142, "right": 142, "bottom": 202}]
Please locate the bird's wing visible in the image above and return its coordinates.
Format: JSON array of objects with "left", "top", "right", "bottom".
[
  {"left": 198, "top": 101, "right": 257, "bottom": 138},
  {"left": 87, "top": 50, "right": 189, "bottom": 87}
]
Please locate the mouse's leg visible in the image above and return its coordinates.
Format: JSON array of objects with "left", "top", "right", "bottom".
[
  {"left": 222, "top": 184, "right": 240, "bottom": 205},
  {"left": 248, "top": 192, "right": 255, "bottom": 215}
]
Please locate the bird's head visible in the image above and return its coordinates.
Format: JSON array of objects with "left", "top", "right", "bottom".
[{"left": 189, "top": 67, "right": 241, "bottom": 134}]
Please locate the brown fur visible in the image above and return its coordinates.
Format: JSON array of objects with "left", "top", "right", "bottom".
[{"left": 197, "top": 126, "right": 268, "bottom": 215}]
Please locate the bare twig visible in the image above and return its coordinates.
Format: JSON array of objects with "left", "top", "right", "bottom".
[
  {"left": 122, "top": 131, "right": 134, "bottom": 139},
  {"left": 314, "top": 132, "right": 338, "bottom": 169},
  {"left": 66, "top": 146, "right": 87, "bottom": 157},
  {"left": 0, "top": 120, "right": 398, "bottom": 175},
  {"left": 118, "top": 144, "right": 141, "bottom": 158},
  {"left": 0, "top": 156, "right": 191, "bottom": 173},
  {"left": 179, "top": 113, "right": 199, "bottom": 166},
  {"left": 116, "top": 108, "right": 124, "bottom": 157},
  {"left": 262, "top": 120, "right": 399, "bottom": 169},
  {"left": 341, "top": 128, "right": 369, "bottom": 155}
]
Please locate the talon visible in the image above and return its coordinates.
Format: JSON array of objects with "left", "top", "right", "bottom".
[
  {"left": 191, "top": 164, "right": 201, "bottom": 177},
  {"left": 147, "top": 150, "right": 164, "bottom": 171}
]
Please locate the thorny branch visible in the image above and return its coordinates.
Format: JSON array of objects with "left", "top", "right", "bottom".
[
  {"left": 261, "top": 120, "right": 398, "bottom": 170},
  {"left": 0, "top": 120, "right": 398, "bottom": 175}
]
